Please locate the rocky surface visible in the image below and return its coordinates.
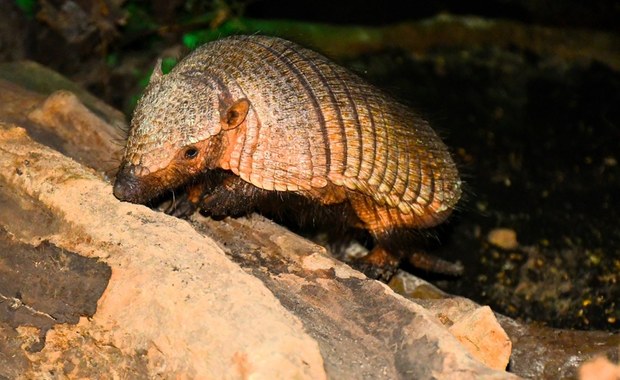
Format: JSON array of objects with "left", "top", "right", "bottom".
[
  {"left": 0, "top": 60, "right": 617, "bottom": 379},
  {"left": 579, "top": 357, "right": 620, "bottom": 380},
  {"left": 0, "top": 125, "right": 328, "bottom": 378},
  {"left": 0, "top": 70, "right": 514, "bottom": 378},
  {"left": 394, "top": 273, "right": 620, "bottom": 379}
]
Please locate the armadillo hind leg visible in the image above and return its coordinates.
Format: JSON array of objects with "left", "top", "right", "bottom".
[
  {"left": 346, "top": 193, "right": 463, "bottom": 279},
  {"left": 353, "top": 245, "right": 401, "bottom": 282},
  {"left": 354, "top": 234, "right": 464, "bottom": 281},
  {"left": 374, "top": 227, "right": 465, "bottom": 277}
]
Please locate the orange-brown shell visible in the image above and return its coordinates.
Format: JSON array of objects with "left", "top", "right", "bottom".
[{"left": 122, "top": 35, "right": 462, "bottom": 232}]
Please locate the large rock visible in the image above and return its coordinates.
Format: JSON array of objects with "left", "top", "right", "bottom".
[{"left": 0, "top": 70, "right": 515, "bottom": 378}]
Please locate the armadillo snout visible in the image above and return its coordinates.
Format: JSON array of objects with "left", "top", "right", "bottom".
[{"left": 113, "top": 165, "right": 146, "bottom": 203}]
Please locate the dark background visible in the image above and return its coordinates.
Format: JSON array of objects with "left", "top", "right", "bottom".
[{"left": 247, "top": 0, "right": 620, "bottom": 31}]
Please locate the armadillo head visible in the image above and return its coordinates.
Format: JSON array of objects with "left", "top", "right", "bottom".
[{"left": 113, "top": 60, "right": 246, "bottom": 204}]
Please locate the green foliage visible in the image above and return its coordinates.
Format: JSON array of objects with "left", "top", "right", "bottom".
[
  {"left": 106, "top": 53, "right": 119, "bottom": 67},
  {"left": 14, "top": 0, "right": 37, "bottom": 17},
  {"left": 182, "top": 21, "right": 242, "bottom": 50},
  {"left": 119, "top": 1, "right": 250, "bottom": 113},
  {"left": 161, "top": 57, "right": 178, "bottom": 74},
  {"left": 182, "top": 32, "right": 203, "bottom": 50},
  {"left": 126, "top": 56, "right": 178, "bottom": 113},
  {"left": 123, "top": 2, "right": 158, "bottom": 34}
]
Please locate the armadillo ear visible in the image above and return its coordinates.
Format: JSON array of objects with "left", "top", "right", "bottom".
[
  {"left": 149, "top": 58, "right": 164, "bottom": 84},
  {"left": 222, "top": 98, "right": 250, "bottom": 130}
]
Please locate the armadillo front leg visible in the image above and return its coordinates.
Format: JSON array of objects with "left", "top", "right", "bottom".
[
  {"left": 165, "top": 182, "right": 207, "bottom": 217},
  {"left": 164, "top": 170, "right": 234, "bottom": 218},
  {"left": 200, "top": 173, "right": 268, "bottom": 217}
]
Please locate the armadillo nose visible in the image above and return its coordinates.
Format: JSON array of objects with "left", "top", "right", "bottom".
[
  {"left": 113, "top": 166, "right": 139, "bottom": 202},
  {"left": 112, "top": 178, "right": 130, "bottom": 201}
]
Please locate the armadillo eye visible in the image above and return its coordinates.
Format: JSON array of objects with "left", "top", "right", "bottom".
[{"left": 184, "top": 147, "right": 199, "bottom": 159}]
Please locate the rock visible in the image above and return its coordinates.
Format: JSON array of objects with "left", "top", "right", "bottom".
[
  {"left": 579, "top": 357, "right": 620, "bottom": 380},
  {"left": 499, "top": 315, "right": 620, "bottom": 379},
  {"left": 0, "top": 63, "right": 128, "bottom": 190},
  {"left": 0, "top": 229, "right": 110, "bottom": 333},
  {"left": 487, "top": 228, "right": 519, "bottom": 250},
  {"left": 448, "top": 306, "right": 512, "bottom": 370},
  {"left": 193, "top": 215, "right": 516, "bottom": 379},
  {"left": 27, "top": 90, "right": 124, "bottom": 174},
  {"left": 392, "top": 270, "right": 620, "bottom": 379},
  {"left": 0, "top": 125, "right": 327, "bottom": 379},
  {"left": 390, "top": 279, "right": 512, "bottom": 371},
  {"left": 0, "top": 60, "right": 127, "bottom": 130},
  {"left": 0, "top": 74, "right": 515, "bottom": 377}
]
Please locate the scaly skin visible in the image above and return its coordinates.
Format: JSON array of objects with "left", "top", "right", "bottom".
[{"left": 113, "top": 35, "right": 463, "bottom": 278}]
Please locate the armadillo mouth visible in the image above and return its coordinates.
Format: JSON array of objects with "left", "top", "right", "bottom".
[
  {"left": 113, "top": 163, "right": 196, "bottom": 205},
  {"left": 113, "top": 165, "right": 161, "bottom": 204}
]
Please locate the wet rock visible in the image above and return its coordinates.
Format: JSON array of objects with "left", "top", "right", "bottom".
[{"left": 0, "top": 228, "right": 110, "bottom": 334}]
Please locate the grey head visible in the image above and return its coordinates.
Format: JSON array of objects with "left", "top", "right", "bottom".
[{"left": 113, "top": 59, "right": 224, "bottom": 204}]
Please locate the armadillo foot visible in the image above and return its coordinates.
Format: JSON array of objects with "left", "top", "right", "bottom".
[
  {"left": 352, "top": 246, "right": 400, "bottom": 282},
  {"left": 164, "top": 194, "right": 199, "bottom": 218},
  {"left": 162, "top": 182, "right": 205, "bottom": 218}
]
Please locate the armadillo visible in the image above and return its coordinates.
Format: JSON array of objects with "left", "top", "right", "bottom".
[{"left": 113, "top": 35, "right": 462, "bottom": 278}]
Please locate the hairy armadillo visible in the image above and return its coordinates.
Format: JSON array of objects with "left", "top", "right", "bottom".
[{"left": 113, "top": 35, "right": 462, "bottom": 278}]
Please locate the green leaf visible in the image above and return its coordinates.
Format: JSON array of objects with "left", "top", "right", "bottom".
[
  {"left": 161, "top": 57, "right": 177, "bottom": 74},
  {"left": 14, "top": 0, "right": 37, "bottom": 17}
]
